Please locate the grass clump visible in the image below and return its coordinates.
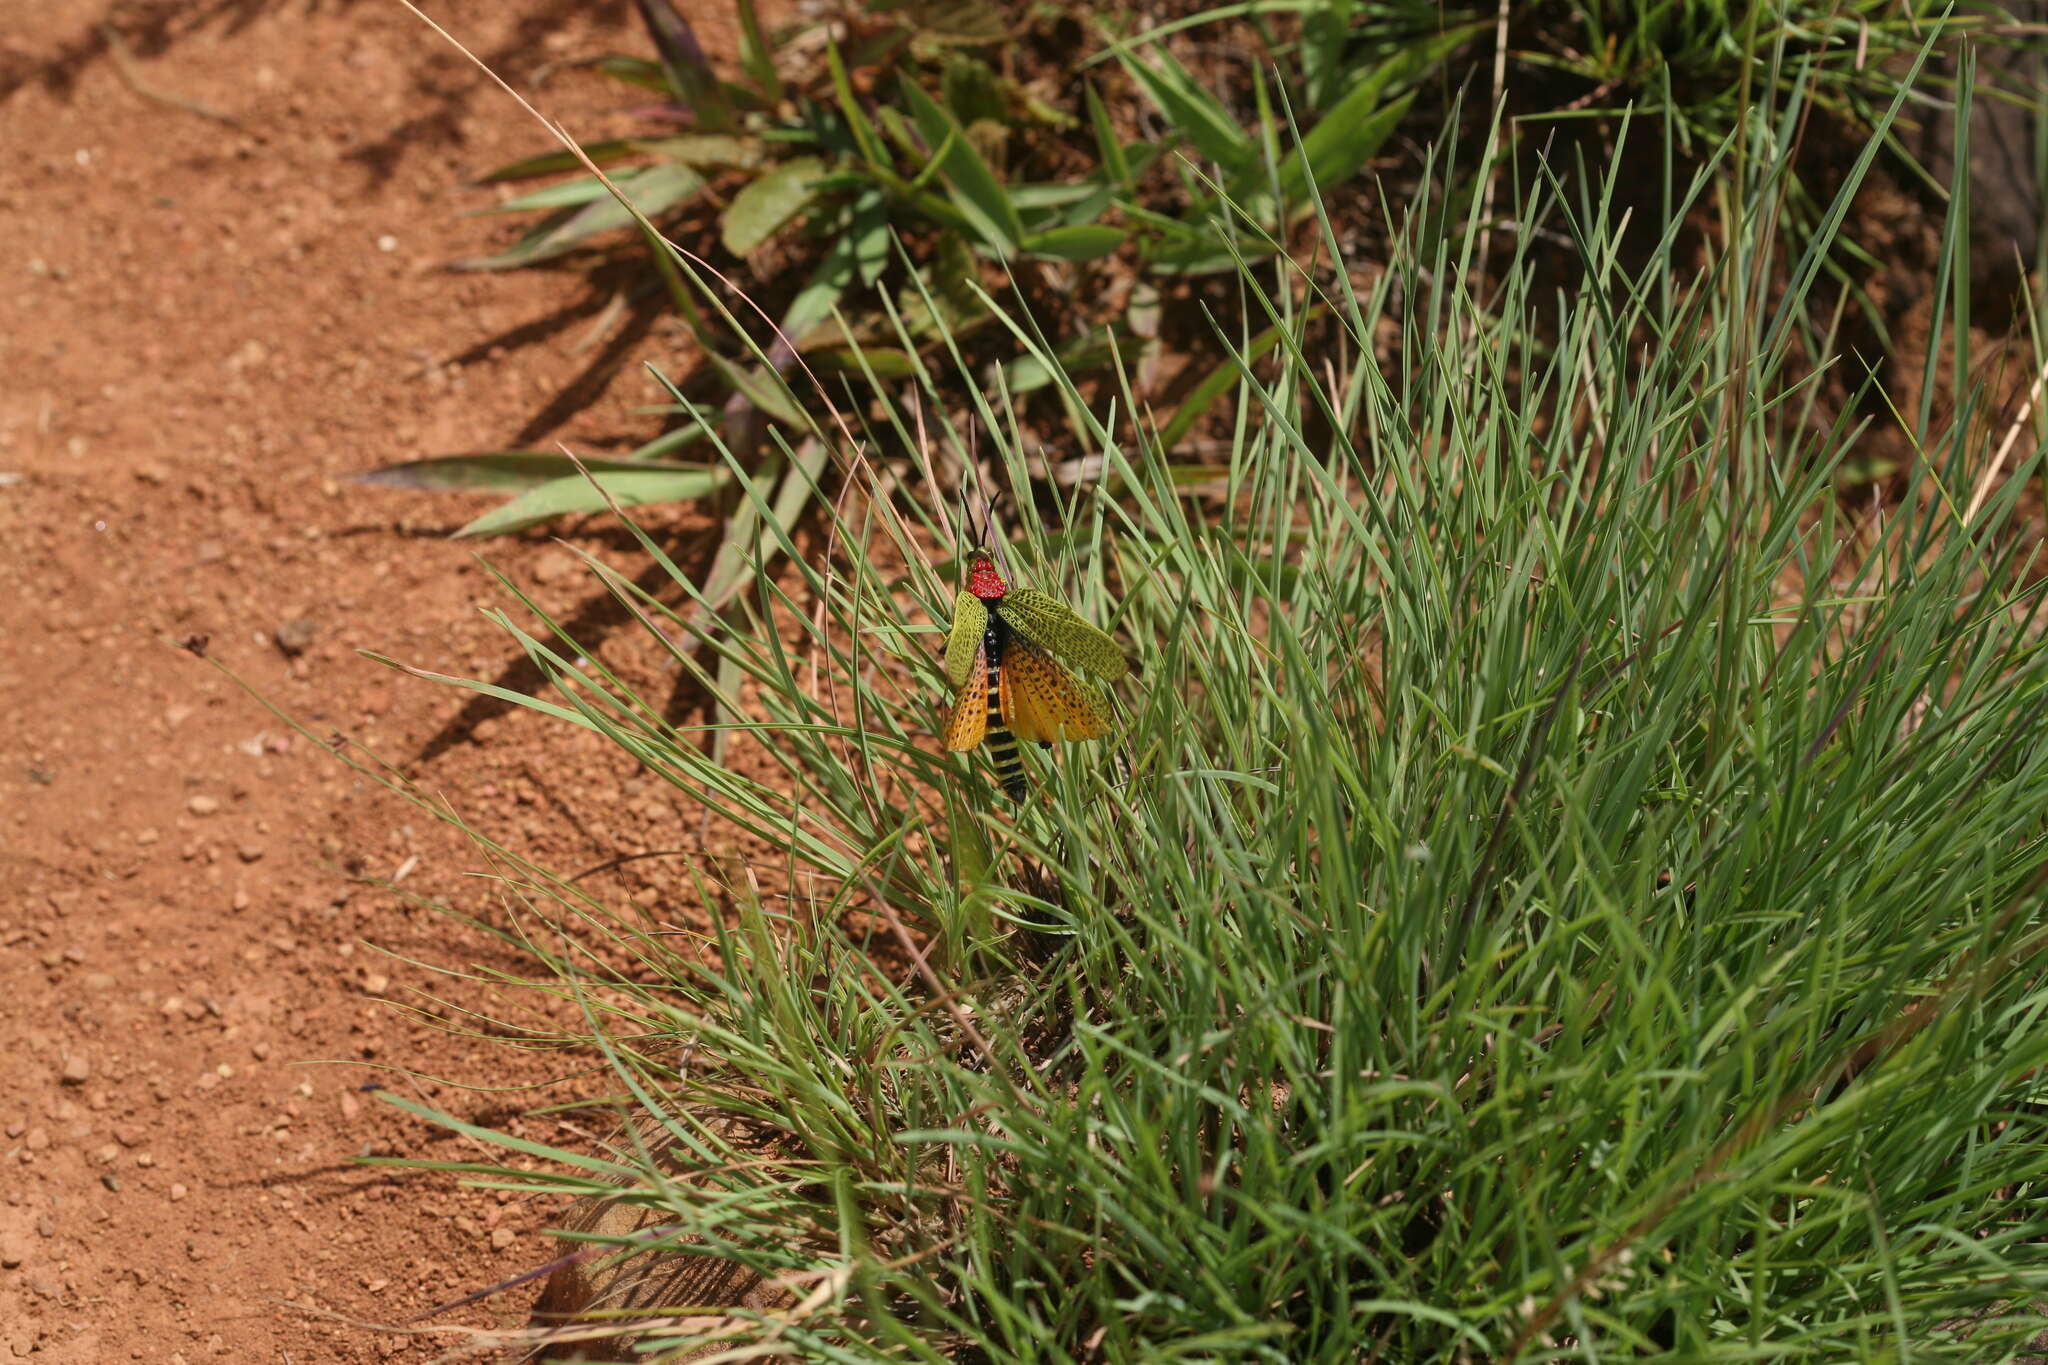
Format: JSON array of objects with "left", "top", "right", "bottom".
[{"left": 364, "top": 70, "right": 2048, "bottom": 1364}]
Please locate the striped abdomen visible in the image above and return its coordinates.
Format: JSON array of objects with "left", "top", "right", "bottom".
[{"left": 983, "top": 616, "right": 1026, "bottom": 800}]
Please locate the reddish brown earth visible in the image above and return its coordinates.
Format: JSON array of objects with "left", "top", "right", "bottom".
[{"left": 1, "top": 3, "right": 744, "bottom": 1358}]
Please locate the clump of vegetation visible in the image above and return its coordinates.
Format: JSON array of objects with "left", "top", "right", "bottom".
[
  {"left": 368, "top": 2, "right": 2037, "bottom": 544},
  {"left": 335, "top": 54, "right": 2048, "bottom": 1356},
  {"left": 359, "top": 1, "right": 1480, "bottom": 536}
]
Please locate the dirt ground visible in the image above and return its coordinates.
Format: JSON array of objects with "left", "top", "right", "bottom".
[{"left": 1, "top": 3, "right": 751, "bottom": 1358}]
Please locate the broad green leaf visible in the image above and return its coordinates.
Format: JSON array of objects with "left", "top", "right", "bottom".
[
  {"left": 720, "top": 155, "right": 824, "bottom": 254},
  {"left": 457, "top": 162, "right": 705, "bottom": 270},
  {"left": 641, "top": 133, "right": 758, "bottom": 168},
  {"left": 810, "top": 347, "right": 917, "bottom": 377},
  {"left": 899, "top": 79, "right": 1022, "bottom": 255},
  {"left": 1280, "top": 25, "right": 1482, "bottom": 204},
  {"left": 473, "top": 140, "right": 641, "bottom": 185},
  {"left": 703, "top": 351, "right": 808, "bottom": 428},
  {"left": 361, "top": 452, "right": 712, "bottom": 494},
  {"left": 473, "top": 174, "right": 620, "bottom": 216},
  {"left": 1020, "top": 224, "right": 1126, "bottom": 262},
  {"left": 452, "top": 467, "right": 731, "bottom": 538},
  {"left": 1007, "top": 183, "right": 1109, "bottom": 210},
  {"left": 592, "top": 55, "right": 670, "bottom": 93},
  {"left": 1276, "top": 89, "right": 1413, "bottom": 206},
  {"left": 1112, "top": 42, "right": 1255, "bottom": 174}
]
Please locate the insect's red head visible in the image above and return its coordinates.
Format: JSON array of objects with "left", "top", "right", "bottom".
[{"left": 965, "top": 550, "right": 1008, "bottom": 601}]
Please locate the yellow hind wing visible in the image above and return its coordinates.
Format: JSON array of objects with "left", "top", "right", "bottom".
[
  {"left": 943, "top": 643, "right": 989, "bottom": 751},
  {"left": 999, "top": 638, "right": 1111, "bottom": 744}
]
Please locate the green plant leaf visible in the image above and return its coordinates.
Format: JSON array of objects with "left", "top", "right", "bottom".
[
  {"left": 826, "top": 41, "right": 889, "bottom": 168},
  {"left": 719, "top": 155, "right": 825, "bottom": 255},
  {"left": 702, "top": 351, "right": 807, "bottom": 428},
  {"left": 780, "top": 228, "right": 859, "bottom": 344},
  {"left": 1276, "top": 89, "right": 1412, "bottom": 207},
  {"left": 1007, "top": 183, "right": 1108, "bottom": 210},
  {"left": 941, "top": 53, "right": 1005, "bottom": 127},
  {"left": 1084, "top": 81, "right": 1133, "bottom": 186},
  {"left": 592, "top": 55, "right": 670, "bottom": 93},
  {"left": 634, "top": 0, "right": 738, "bottom": 131},
  {"left": 474, "top": 175, "right": 620, "bottom": 216},
  {"left": 641, "top": 133, "right": 758, "bottom": 169},
  {"left": 1005, "top": 325, "right": 1124, "bottom": 393},
  {"left": 735, "top": 0, "right": 782, "bottom": 101},
  {"left": 899, "top": 78, "right": 1022, "bottom": 256},
  {"left": 852, "top": 190, "right": 891, "bottom": 286},
  {"left": 810, "top": 347, "right": 917, "bottom": 376},
  {"left": 473, "top": 140, "right": 641, "bottom": 185},
  {"left": 1020, "top": 224, "right": 1127, "bottom": 262},
  {"left": 902, "top": 0, "right": 1007, "bottom": 45},
  {"left": 457, "top": 162, "right": 705, "bottom": 270},
  {"left": 1112, "top": 41, "right": 1255, "bottom": 174},
  {"left": 360, "top": 452, "right": 712, "bottom": 494},
  {"left": 452, "top": 467, "right": 731, "bottom": 538},
  {"left": 1299, "top": 0, "right": 1355, "bottom": 111},
  {"left": 1275, "top": 26, "right": 1484, "bottom": 204},
  {"left": 1155, "top": 312, "right": 1312, "bottom": 450}
]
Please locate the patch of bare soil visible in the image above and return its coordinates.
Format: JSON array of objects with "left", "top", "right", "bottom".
[{"left": 0, "top": 3, "right": 749, "bottom": 1358}]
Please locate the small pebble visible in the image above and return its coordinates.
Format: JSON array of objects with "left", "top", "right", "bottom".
[
  {"left": 237, "top": 846, "right": 264, "bottom": 863},
  {"left": 490, "top": 1227, "right": 516, "bottom": 1250},
  {"left": 169, "top": 1184, "right": 188, "bottom": 1202},
  {"left": 187, "top": 795, "right": 220, "bottom": 816},
  {"left": 58, "top": 1055, "right": 89, "bottom": 1085},
  {"left": 274, "top": 619, "right": 316, "bottom": 656}
]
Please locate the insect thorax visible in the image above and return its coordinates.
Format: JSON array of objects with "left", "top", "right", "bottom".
[{"left": 966, "top": 554, "right": 1009, "bottom": 600}]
